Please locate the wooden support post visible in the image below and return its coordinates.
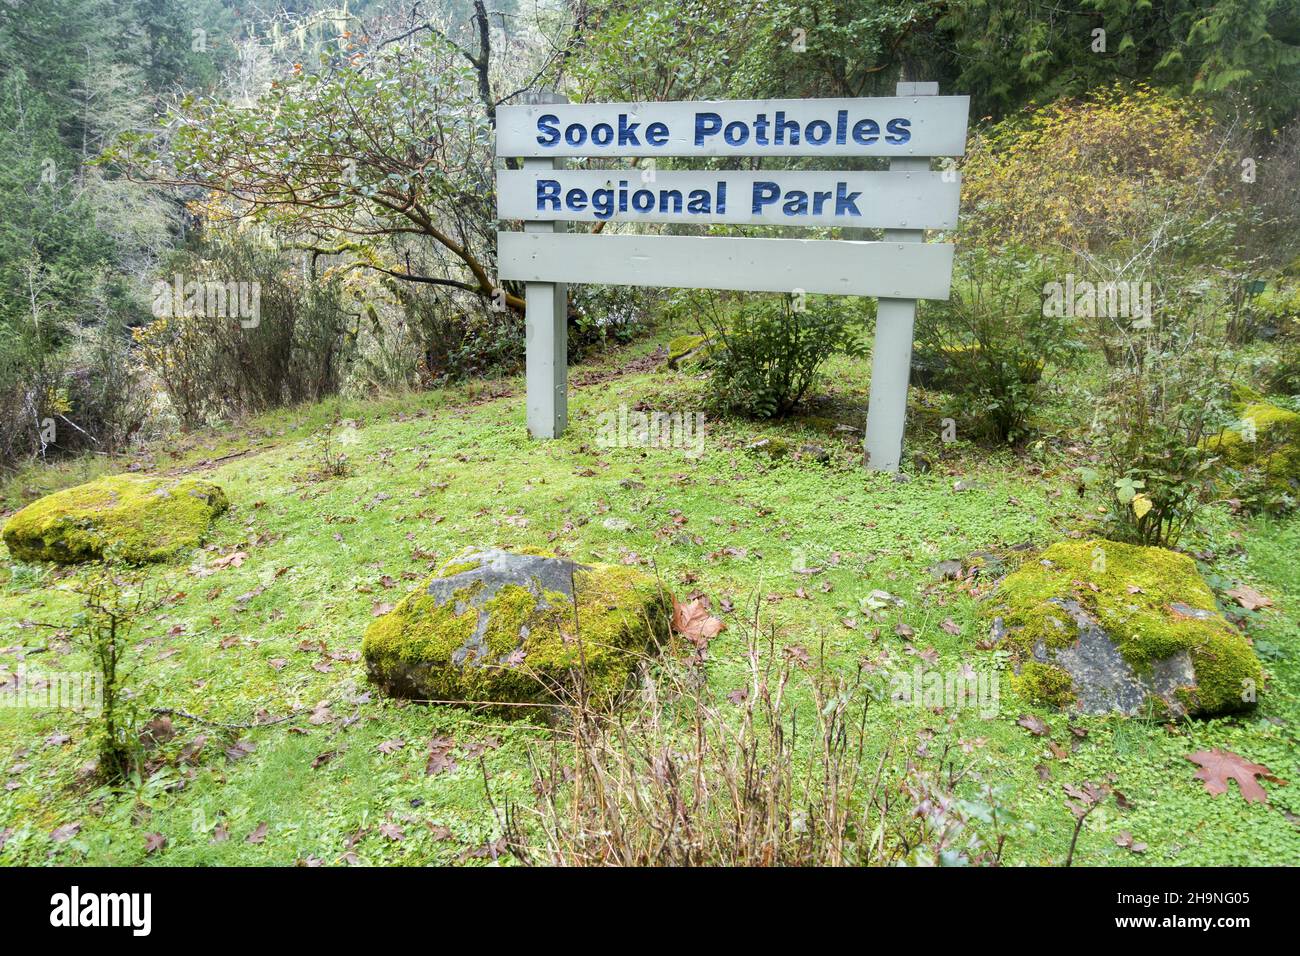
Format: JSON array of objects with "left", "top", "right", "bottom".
[
  {"left": 520, "top": 94, "right": 568, "bottom": 439},
  {"left": 863, "top": 81, "right": 938, "bottom": 472}
]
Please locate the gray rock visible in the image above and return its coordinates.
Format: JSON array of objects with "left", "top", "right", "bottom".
[
  {"left": 1026, "top": 598, "right": 1197, "bottom": 717},
  {"left": 363, "top": 547, "right": 669, "bottom": 709}
]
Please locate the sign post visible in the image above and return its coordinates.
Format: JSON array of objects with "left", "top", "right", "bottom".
[
  {"left": 496, "top": 88, "right": 968, "bottom": 468},
  {"left": 519, "top": 93, "right": 569, "bottom": 440},
  {"left": 864, "top": 82, "right": 937, "bottom": 472}
]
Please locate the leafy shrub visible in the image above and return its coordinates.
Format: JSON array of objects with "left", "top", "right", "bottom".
[
  {"left": 568, "top": 285, "right": 659, "bottom": 359},
  {"left": 695, "top": 293, "right": 870, "bottom": 418},
  {"left": 961, "top": 86, "right": 1236, "bottom": 258},
  {"left": 1089, "top": 329, "right": 1234, "bottom": 547},
  {"left": 915, "top": 249, "right": 1084, "bottom": 444},
  {"left": 134, "top": 234, "right": 352, "bottom": 427},
  {"left": 69, "top": 569, "right": 167, "bottom": 783}
]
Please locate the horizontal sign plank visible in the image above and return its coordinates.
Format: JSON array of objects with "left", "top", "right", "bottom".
[
  {"left": 497, "top": 96, "right": 969, "bottom": 158},
  {"left": 498, "top": 232, "right": 954, "bottom": 299},
  {"left": 497, "top": 170, "right": 960, "bottom": 229}
]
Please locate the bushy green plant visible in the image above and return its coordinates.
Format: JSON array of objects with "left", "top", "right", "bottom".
[
  {"left": 915, "top": 249, "right": 1084, "bottom": 444},
  {"left": 68, "top": 568, "right": 166, "bottom": 783},
  {"left": 134, "top": 234, "right": 352, "bottom": 427},
  {"left": 1089, "top": 331, "right": 1235, "bottom": 547},
  {"left": 696, "top": 293, "right": 869, "bottom": 418}
]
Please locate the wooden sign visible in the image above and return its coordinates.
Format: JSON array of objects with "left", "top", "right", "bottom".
[
  {"left": 497, "top": 170, "right": 961, "bottom": 229},
  {"left": 497, "top": 96, "right": 969, "bottom": 158},
  {"left": 496, "top": 84, "right": 969, "bottom": 472}
]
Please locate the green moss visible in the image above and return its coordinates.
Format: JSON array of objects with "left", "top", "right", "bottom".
[
  {"left": 746, "top": 437, "right": 792, "bottom": 459},
  {"left": 1205, "top": 400, "right": 1300, "bottom": 512},
  {"left": 1013, "top": 661, "right": 1076, "bottom": 708},
  {"left": 990, "top": 539, "right": 1263, "bottom": 716},
  {"left": 436, "top": 557, "right": 483, "bottom": 577},
  {"left": 666, "top": 333, "right": 716, "bottom": 370},
  {"left": 362, "top": 551, "right": 669, "bottom": 711},
  {"left": 1, "top": 474, "right": 229, "bottom": 564}
]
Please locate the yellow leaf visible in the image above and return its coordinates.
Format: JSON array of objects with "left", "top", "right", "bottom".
[{"left": 1132, "top": 493, "right": 1153, "bottom": 520}]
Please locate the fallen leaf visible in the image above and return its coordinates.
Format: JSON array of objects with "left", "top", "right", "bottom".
[
  {"left": 1186, "top": 749, "right": 1281, "bottom": 804},
  {"left": 1017, "top": 714, "right": 1049, "bottom": 736},
  {"left": 246, "top": 822, "right": 269, "bottom": 844},
  {"left": 671, "top": 596, "right": 724, "bottom": 645},
  {"left": 210, "top": 551, "right": 249, "bottom": 570},
  {"left": 50, "top": 822, "right": 81, "bottom": 843},
  {"left": 144, "top": 832, "right": 166, "bottom": 854},
  {"left": 1226, "top": 584, "right": 1272, "bottom": 612},
  {"left": 426, "top": 735, "right": 457, "bottom": 776}
]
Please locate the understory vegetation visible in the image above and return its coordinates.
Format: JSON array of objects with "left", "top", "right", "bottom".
[{"left": 1, "top": 0, "right": 1298, "bottom": 867}]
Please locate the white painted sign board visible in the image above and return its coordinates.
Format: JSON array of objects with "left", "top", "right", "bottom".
[{"left": 496, "top": 85, "right": 969, "bottom": 472}]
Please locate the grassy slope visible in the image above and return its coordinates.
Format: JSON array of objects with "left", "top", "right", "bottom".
[{"left": 1, "top": 332, "right": 1297, "bottom": 866}]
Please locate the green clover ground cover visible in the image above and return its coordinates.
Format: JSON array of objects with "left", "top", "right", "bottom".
[{"left": 0, "top": 331, "right": 1296, "bottom": 865}]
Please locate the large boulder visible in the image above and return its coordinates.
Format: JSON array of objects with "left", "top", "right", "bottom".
[
  {"left": 2, "top": 474, "right": 229, "bottom": 564},
  {"left": 987, "top": 539, "right": 1263, "bottom": 718},
  {"left": 363, "top": 548, "right": 670, "bottom": 710}
]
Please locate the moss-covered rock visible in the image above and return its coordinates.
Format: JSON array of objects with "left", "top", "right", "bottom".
[
  {"left": 1205, "top": 400, "right": 1300, "bottom": 512},
  {"left": 666, "top": 333, "right": 717, "bottom": 370},
  {"left": 362, "top": 547, "right": 669, "bottom": 711},
  {"left": 986, "top": 539, "right": 1263, "bottom": 718},
  {"left": 2, "top": 474, "right": 229, "bottom": 564}
]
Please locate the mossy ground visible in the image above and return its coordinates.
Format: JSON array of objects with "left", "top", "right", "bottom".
[
  {"left": 0, "top": 328, "right": 1297, "bottom": 866},
  {"left": 2, "top": 474, "right": 228, "bottom": 564}
]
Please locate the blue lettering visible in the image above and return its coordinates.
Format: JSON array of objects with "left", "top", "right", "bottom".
[
  {"left": 806, "top": 120, "right": 832, "bottom": 146},
  {"left": 752, "top": 181, "right": 780, "bottom": 214},
  {"left": 536, "top": 179, "right": 561, "bottom": 211},
  {"left": 536, "top": 114, "right": 560, "bottom": 147},
  {"left": 834, "top": 182, "right": 862, "bottom": 216},
  {"left": 885, "top": 118, "right": 912, "bottom": 144},
  {"left": 647, "top": 122, "right": 669, "bottom": 146},
  {"left": 617, "top": 115, "right": 642, "bottom": 146},
  {"left": 687, "top": 189, "right": 711, "bottom": 214},
  {"left": 565, "top": 187, "right": 588, "bottom": 211},
  {"left": 591, "top": 123, "right": 614, "bottom": 146},
  {"left": 694, "top": 112, "right": 723, "bottom": 146},
  {"left": 852, "top": 119, "right": 879, "bottom": 146}
]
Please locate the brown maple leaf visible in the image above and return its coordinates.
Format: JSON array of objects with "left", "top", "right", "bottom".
[
  {"left": 1226, "top": 584, "right": 1272, "bottom": 612},
  {"left": 144, "top": 832, "right": 166, "bottom": 854},
  {"left": 426, "top": 735, "right": 458, "bottom": 776},
  {"left": 1186, "top": 749, "right": 1282, "bottom": 804},
  {"left": 209, "top": 551, "right": 249, "bottom": 571},
  {"left": 1017, "top": 713, "right": 1049, "bottom": 736},
  {"left": 671, "top": 596, "right": 724, "bottom": 645}
]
